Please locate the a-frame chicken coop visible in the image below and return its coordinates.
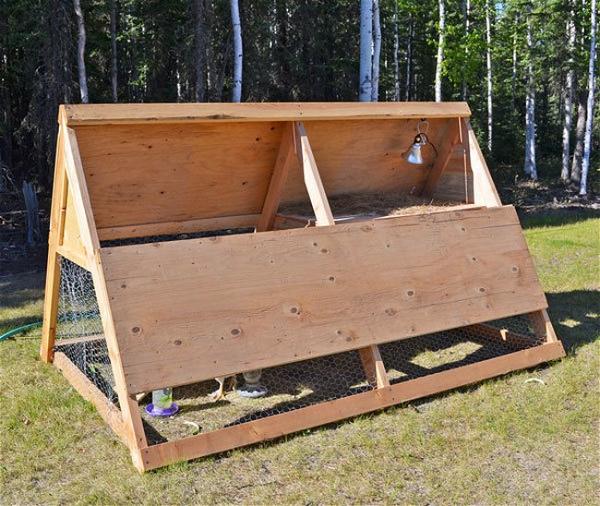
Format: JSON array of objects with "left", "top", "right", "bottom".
[{"left": 41, "top": 102, "right": 565, "bottom": 472}]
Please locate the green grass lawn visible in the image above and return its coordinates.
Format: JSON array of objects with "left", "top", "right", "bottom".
[{"left": 1, "top": 210, "right": 598, "bottom": 505}]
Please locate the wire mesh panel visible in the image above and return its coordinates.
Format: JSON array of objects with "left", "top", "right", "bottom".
[
  {"left": 53, "top": 257, "right": 116, "bottom": 403},
  {"left": 379, "top": 317, "right": 546, "bottom": 385},
  {"left": 140, "top": 314, "right": 548, "bottom": 445}
]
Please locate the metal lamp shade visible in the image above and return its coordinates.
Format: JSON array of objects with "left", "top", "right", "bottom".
[{"left": 404, "top": 142, "right": 424, "bottom": 165}]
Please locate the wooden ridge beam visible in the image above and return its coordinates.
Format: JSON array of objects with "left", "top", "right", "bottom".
[{"left": 62, "top": 102, "right": 472, "bottom": 126}]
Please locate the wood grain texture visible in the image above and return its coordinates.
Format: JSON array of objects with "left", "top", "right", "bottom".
[
  {"left": 420, "top": 118, "right": 462, "bottom": 197},
  {"left": 256, "top": 123, "right": 297, "bottom": 232},
  {"left": 467, "top": 120, "right": 502, "bottom": 206},
  {"left": 74, "top": 118, "right": 458, "bottom": 233},
  {"left": 138, "top": 340, "right": 565, "bottom": 471},
  {"left": 100, "top": 206, "right": 548, "bottom": 394},
  {"left": 40, "top": 126, "right": 67, "bottom": 363},
  {"left": 63, "top": 102, "right": 472, "bottom": 125}
]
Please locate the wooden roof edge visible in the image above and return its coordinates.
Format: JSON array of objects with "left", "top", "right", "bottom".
[{"left": 60, "top": 102, "right": 471, "bottom": 125}]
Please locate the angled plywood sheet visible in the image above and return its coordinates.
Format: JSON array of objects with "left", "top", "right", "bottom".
[{"left": 100, "top": 205, "right": 548, "bottom": 394}]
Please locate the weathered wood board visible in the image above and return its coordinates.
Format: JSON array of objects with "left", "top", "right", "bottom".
[{"left": 100, "top": 205, "right": 547, "bottom": 394}]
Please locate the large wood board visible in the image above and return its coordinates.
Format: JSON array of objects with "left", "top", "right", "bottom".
[
  {"left": 100, "top": 206, "right": 548, "bottom": 394},
  {"left": 75, "top": 118, "right": 452, "bottom": 232}
]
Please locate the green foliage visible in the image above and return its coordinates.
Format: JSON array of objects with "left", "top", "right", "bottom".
[{"left": 0, "top": 0, "right": 597, "bottom": 190}]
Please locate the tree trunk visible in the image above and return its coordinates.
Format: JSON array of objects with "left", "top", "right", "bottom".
[
  {"left": 359, "top": 0, "right": 373, "bottom": 101},
  {"left": 371, "top": 0, "right": 381, "bottom": 101},
  {"left": 462, "top": 0, "right": 470, "bottom": 100},
  {"left": 230, "top": 0, "right": 242, "bottom": 102},
  {"left": 435, "top": 0, "right": 445, "bottom": 102},
  {"left": 524, "top": 9, "right": 537, "bottom": 179},
  {"left": 405, "top": 15, "right": 413, "bottom": 101},
  {"left": 485, "top": 0, "right": 493, "bottom": 153},
  {"left": 511, "top": 13, "right": 519, "bottom": 111},
  {"left": 571, "top": 91, "right": 587, "bottom": 182},
  {"left": 393, "top": 1, "right": 400, "bottom": 101},
  {"left": 110, "top": 0, "right": 118, "bottom": 102},
  {"left": 579, "top": 0, "right": 597, "bottom": 195},
  {"left": 194, "top": 0, "right": 205, "bottom": 102},
  {"left": 73, "top": 0, "right": 89, "bottom": 103},
  {"left": 561, "top": 5, "right": 576, "bottom": 180}
]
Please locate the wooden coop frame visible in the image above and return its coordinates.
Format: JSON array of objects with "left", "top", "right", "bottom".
[{"left": 41, "top": 102, "right": 565, "bottom": 472}]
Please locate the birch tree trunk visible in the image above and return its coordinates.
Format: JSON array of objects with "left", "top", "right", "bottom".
[
  {"left": 511, "top": 13, "right": 519, "bottom": 111},
  {"left": 435, "top": 0, "right": 445, "bottom": 102},
  {"left": 371, "top": 0, "right": 381, "bottom": 101},
  {"left": 110, "top": 0, "right": 118, "bottom": 102},
  {"left": 405, "top": 15, "right": 413, "bottom": 101},
  {"left": 561, "top": 6, "right": 576, "bottom": 180},
  {"left": 73, "top": 0, "right": 89, "bottom": 103},
  {"left": 194, "top": 0, "right": 205, "bottom": 102},
  {"left": 393, "top": 1, "right": 400, "bottom": 101},
  {"left": 230, "top": 0, "right": 243, "bottom": 102},
  {"left": 571, "top": 91, "right": 587, "bottom": 182},
  {"left": 524, "top": 9, "right": 537, "bottom": 179},
  {"left": 579, "top": 0, "right": 597, "bottom": 195},
  {"left": 462, "top": 0, "right": 470, "bottom": 100},
  {"left": 359, "top": 0, "right": 373, "bottom": 101},
  {"left": 485, "top": 0, "right": 493, "bottom": 153}
]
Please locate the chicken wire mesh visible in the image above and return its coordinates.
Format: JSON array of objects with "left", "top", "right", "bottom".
[
  {"left": 50, "top": 255, "right": 547, "bottom": 445},
  {"left": 53, "top": 257, "right": 116, "bottom": 403}
]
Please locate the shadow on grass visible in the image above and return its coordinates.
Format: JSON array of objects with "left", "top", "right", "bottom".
[
  {"left": 547, "top": 290, "right": 600, "bottom": 353},
  {"left": 0, "top": 270, "right": 44, "bottom": 309},
  {"left": 519, "top": 207, "right": 600, "bottom": 229}
]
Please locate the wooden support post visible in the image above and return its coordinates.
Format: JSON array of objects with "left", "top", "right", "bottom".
[
  {"left": 358, "top": 345, "right": 390, "bottom": 388},
  {"left": 528, "top": 309, "right": 559, "bottom": 343},
  {"left": 40, "top": 126, "right": 68, "bottom": 363},
  {"left": 257, "top": 123, "right": 297, "bottom": 232},
  {"left": 421, "top": 118, "right": 463, "bottom": 198},
  {"left": 294, "top": 122, "right": 335, "bottom": 226},
  {"left": 466, "top": 120, "right": 502, "bottom": 207},
  {"left": 294, "top": 121, "right": 389, "bottom": 389}
]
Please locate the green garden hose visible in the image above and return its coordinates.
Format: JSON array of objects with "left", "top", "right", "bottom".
[{"left": 0, "top": 321, "right": 42, "bottom": 342}]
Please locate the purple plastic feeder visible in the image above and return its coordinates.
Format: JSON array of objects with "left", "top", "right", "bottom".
[{"left": 146, "top": 388, "right": 179, "bottom": 417}]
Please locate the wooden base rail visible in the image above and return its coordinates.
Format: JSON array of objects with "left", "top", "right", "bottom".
[
  {"left": 53, "top": 340, "right": 564, "bottom": 472},
  {"left": 137, "top": 341, "right": 564, "bottom": 472}
]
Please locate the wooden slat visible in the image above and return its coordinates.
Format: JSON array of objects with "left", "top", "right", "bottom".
[
  {"left": 100, "top": 206, "right": 549, "bottom": 394},
  {"left": 358, "top": 345, "right": 390, "bottom": 388},
  {"left": 61, "top": 188, "right": 89, "bottom": 260},
  {"left": 528, "top": 309, "right": 558, "bottom": 343},
  {"left": 63, "top": 127, "right": 100, "bottom": 252},
  {"left": 91, "top": 251, "right": 149, "bottom": 454},
  {"left": 138, "top": 341, "right": 565, "bottom": 471},
  {"left": 467, "top": 120, "right": 502, "bottom": 206},
  {"left": 54, "top": 352, "right": 129, "bottom": 444},
  {"left": 294, "top": 121, "right": 334, "bottom": 225},
  {"left": 40, "top": 126, "right": 68, "bottom": 363},
  {"left": 63, "top": 102, "right": 472, "bottom": 125},
  {"left": 98, "top": 214, "right": 260, "bottom": 241},
  {"left": 421, "top": 118, "right": 463, "bottom": 197},
  {"left": 256, "top": 123, "right": 297, "bottom": 232}
]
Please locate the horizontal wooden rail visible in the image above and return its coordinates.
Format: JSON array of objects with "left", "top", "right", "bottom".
[
  {"left": 54, "top": 352, "right": 129, "bottom": 445},
  {"left": 62, "top": 102, "right": 472, "bottom": 126},
  {"left": 138, "top": 340, "right": 564, "bottom": 472},
  {"left": 98, "top": 214, "right": 260, "bottom": 242}
]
